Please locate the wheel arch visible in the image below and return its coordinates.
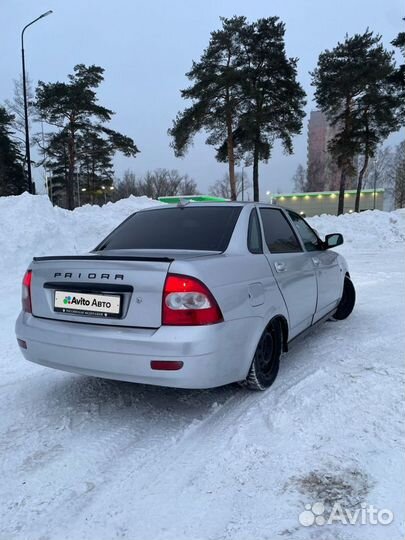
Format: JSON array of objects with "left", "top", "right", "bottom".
[
  {"left": 265, "top": 314, "right": 289, "bottom": 353},
  {"left": 244, "top": 314, "right": 287, "bottom": 390},
  {"left": 241, "top": 313, "right": 289, "bottom": 382}
]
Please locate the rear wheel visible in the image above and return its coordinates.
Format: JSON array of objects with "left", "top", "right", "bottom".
[
  {"left": 245, "top": 320, "right": 282, "bottom": 391},
  {"left": 333, "top": 276, "right": 356, "bottom": 320}
]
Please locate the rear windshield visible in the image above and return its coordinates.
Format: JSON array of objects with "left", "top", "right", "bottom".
[{"left": 98, "top": 206, "right": 242, "bottom": 252}]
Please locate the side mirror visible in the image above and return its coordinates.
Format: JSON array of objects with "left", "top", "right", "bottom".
[{"left": 324, "top": 233, "right": 344, "bottom": 249}]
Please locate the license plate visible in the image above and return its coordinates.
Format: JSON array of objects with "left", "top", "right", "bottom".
[{"left": 54, "top": 290, "right": 121, "bottom": 318}]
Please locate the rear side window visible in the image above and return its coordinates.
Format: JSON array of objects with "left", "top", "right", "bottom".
[
  {"left": 259, "top": 208, "right": 302, "bottom": 253},
  {"left": 247, "top": 209, "right": 263, "bottom": 254},
  {"left": 98, "top": 206, "right": 242, "bottom": 252}
]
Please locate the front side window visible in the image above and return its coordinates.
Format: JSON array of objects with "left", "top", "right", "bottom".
[
  {"left": 97, "top": 206, "right": 242, "bottom": 252},
  {"left": 286, "top": 210, "right": 322, "bottom": 252},
  {"left": 259, "top": 209, "right": 302, "bottom": 253}
]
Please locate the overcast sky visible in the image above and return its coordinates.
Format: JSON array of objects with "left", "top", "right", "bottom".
[{"left": 1, "top": 0, "right": 404, "bottom": 197}]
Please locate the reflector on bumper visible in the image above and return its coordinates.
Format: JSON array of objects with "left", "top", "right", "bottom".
[{"left": 150, "top": 361, "right": 184, "bottom": 371}]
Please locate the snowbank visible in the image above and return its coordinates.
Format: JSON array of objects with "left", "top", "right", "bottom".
[
  {"left": 308, "top": 209, "right": 405, "bottom": 250},
  {"left": 0, "top": 193, "right": 404, "bottom": 273},
  {"left": 0, "top": 193, "right": 161, "bottom": 271}
]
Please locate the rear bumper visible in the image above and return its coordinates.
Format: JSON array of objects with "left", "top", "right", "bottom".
[{"left": 15, "top": 313, "right": 260, "bottom": 389}]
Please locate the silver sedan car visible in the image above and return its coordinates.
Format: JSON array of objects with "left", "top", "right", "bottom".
[{"left": 15, "top": 202, "right": 355, "bottom": 390}]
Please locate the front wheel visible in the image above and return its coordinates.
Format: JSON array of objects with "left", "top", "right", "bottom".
[
  {"left": 245, "top": 320, "right": 282, "bottom": 391},
  {"left": 332, "top": 276, "right": 356, "bottom": 320}
]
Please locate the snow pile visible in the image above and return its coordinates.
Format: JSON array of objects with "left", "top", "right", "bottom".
[
  {"left": 308, "top": 210, "right": 405, "bottom": 250},
  {"left": 0, "top": 193, "right": 161, "bottom": 271},
  {"left": 0, "top": 193, "right": 404, "bottom": 273}
]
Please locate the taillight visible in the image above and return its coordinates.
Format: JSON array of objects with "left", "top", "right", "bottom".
[
  {"left": 22, "top": 270, "right": 32, "bottom": 313},
  {"left": 162, "top": 273, "right": 223, "bottom": 326}
]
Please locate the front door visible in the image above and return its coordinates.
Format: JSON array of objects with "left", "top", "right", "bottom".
[
  {"left": 259, "top": 208, "right": 318, "bottom": 338},
  {"left": 285, "top": 210, "right": 343, "bottom": 322}
]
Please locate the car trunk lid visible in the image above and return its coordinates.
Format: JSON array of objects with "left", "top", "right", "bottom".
[{"left": 30, "top": 254, "right": 173, "bottom": 328}]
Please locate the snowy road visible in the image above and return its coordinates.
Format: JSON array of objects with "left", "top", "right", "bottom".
[
  {"left": 0, "top": 197, "right": 404, "bottom": 540},
  {"left": 1, "top": 247, "right": 404, "bottom": 540}
]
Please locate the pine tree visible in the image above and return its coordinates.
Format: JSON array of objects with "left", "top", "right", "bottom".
[
  {"left": 312, "top": 31, "right": 401, "bottom": 214},
  {"left": 352, "top": 35, "right": 400, "bottom": 211},
  {"left": 214, "top": 19, "right": 306, "bottom": 201},
  {"left": 76, "top": 130, "right": 114, "bottom": 204},
  {"left": 0, "top": 106, "right": 26, "bottom": 196},
  {"left": 169, "top": 17, "right": 247, "bottom": 200},
  {"left": 42, "top": 129, "right": 69, "bottom": 205},
  {"left": 232, "top": 18, "right": 306, "bottom": 201},
  {"left": 392, "top": 26, "right": 405, "bottom": 123},
  {"left": 36, "top": 64, "right": 139, "bottom": 209}
]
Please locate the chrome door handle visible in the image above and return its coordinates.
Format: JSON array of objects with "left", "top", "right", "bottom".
[
  {"left": 274, "top": 261, "right": 286, "bottom": 272},
  {"left": 312, "top": 257, "right": 320, "bottom": 266}
]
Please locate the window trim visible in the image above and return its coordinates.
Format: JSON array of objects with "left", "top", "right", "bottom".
[
  {"left": 247, "top": 208, "right": 263, "bottom": 254},
  {"left": 258, "top": 207, "right": 303, "bottom": 254},
  {"left": 285, "top": 209, "right": 325, "bottom": 252}
]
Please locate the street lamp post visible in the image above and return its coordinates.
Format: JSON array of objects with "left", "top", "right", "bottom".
[
  {"left": 101, "top": 185, "right": 114, "bottom": 204},
  {"left": 81, "top": 187, "right": 87, "bottom": 206},
  {"left": 21, "top": 10, "right": 53, "bottom": 194}
]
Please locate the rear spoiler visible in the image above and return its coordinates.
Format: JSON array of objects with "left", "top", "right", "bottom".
[{"left": 33, "top": 255, "right": 175, "bottom": 263}]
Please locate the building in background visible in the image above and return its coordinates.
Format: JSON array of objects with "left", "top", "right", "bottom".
[
  {"left": 273, "top": 188, "right": 384, "bottom": 217},
  {"left": 306, "top": 110, "right": 341, "bottom": 191}
]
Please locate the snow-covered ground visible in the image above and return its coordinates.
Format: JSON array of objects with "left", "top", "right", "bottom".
[{"left": 1, "top": 194, "right": 404, "bottom": 540}]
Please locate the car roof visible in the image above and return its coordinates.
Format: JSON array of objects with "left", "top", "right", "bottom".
[{"left": 138, "top": 201, "right": 281, "bottom": 212}]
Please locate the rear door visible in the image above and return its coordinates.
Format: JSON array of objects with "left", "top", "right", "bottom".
[
  {"left": 259, "top": 208, "right": 318, "bottom": 337},
  {"left": 285, "top": 210, "right": 343, "bottom": 321}
]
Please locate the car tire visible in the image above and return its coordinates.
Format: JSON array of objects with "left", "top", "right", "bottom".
[
  {"left": 332, "top": 276, "right": 356, "bottom": 321},
  {"left": 245, "top": 320, "right": 282, "bottom": 391}
]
